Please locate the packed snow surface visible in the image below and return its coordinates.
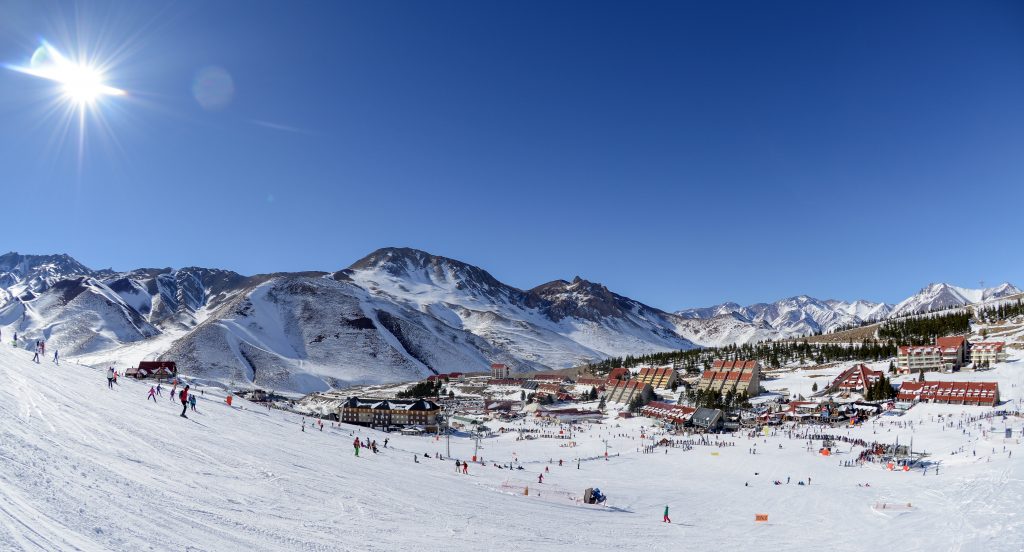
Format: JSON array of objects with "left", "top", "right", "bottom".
[{"left": 1, "top": 347, "right": 1024, "bottom": 550}]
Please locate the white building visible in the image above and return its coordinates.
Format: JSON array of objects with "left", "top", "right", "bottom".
[{"left": 971, "top": 342, "right": 1007, "bottom": 367}]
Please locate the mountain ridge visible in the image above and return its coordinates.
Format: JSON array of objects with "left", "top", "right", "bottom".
[{"left": 0, "top": 247, "right": 1018, "bottom": 392}]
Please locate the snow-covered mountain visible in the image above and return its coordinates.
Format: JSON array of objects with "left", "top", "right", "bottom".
[
  {"left": 0, "top": 247, "right": 1018, "bottom": 392},
  {"left": 338, "top": 248, "right": 696, "bottom": 371},
  {"left": 676, "top": 295, "right": 893, "bottom": 340},
  {"left": 0, "top": 252, "right": 107, "bottom": 301},
  {"left": 0, "top": 248, "right": 699, "bottom": 392},
  {"left": 888, "top": 282, "right": 1021, "bottom": 317}
]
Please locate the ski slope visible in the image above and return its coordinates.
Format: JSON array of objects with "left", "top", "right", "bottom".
[{"left": 1, "top": 345, "right": 1023, "bottom": 551}]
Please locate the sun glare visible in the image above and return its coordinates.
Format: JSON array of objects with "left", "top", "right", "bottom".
[{"left": 7, "top": 41, "right": 125, "bottom": 108}]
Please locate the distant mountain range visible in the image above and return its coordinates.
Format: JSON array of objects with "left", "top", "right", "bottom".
[{"left": 0, "top": 249, "right": 1018, "bottom": 393}]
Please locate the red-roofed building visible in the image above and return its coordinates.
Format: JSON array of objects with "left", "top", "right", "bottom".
[
  {"left": 698, "top": 360, "right": 761, "bottom": 397},
  {"left": 635, "top": 367, "right": 677, "bottom": 390},
  {"left": 575, "top": 377, "right": 609, "bottom": 388},
  {"left": 897, "top": 380, "right": 999, "bottom": 407},
  {"left": 125, "top": 361, "right": 177, "bottom": 380},
  {"left": 533, "top": 374, "right": 567, "bottom": 383},
  {"left": 830, "top": 364, "right": 883, "bottom": 393},
  {"left": 605, "top": 380, "right": 653, "bottom": 405},
  {"left": 491, "top": 363, "right": 511, "bottom": 379},
  {"left": 608, "top": 367, "right": 629, "bottom": 381},
  {"left": 641, "top": 401, "right": 696, "bottom": 424},
  {"left": 487, "top": 378, "right": 526, "bottom": 387},
  {"left": 970, "top": 342, "right": 1007, "bottom": 367},
  {"left": 898, "top": 335, "right": 969, "bottom": 373}
]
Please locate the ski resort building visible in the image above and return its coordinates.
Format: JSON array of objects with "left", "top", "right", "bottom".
[
  {"left": 690, "top": 408, "right": 724, "bottom": 431},
  {"left": 697, "top": 360, "right": 761, "bottom": 397},
  {"left": 830, "top": 364, "right": 883, "bottom": 393},
  {"left": 532, "top": 374, "right": 569, "bottom": 383},
  {"left": 125, "top": 361, "right": 177, "bottom": 380},
  {"left": 608, "top": 367, "right": 629, "bottom": 381},
  {"left": 897, "top": 336, "right": 969, "bottom": 373},
  {"left": 575, "top": 377, "right": 609, "bottom": 389},
  {"left": 338, "top": 398, "right": 442, "bottom": 431},
  {"left": 896, "top": 381, "right": 999, "bottom": 407},
  {"left": 487, "top": 378, "right": 525, "bottom": 387},
  {"left": 491, "top": 363, "right": 511, "bottom": 379},
  {"left": 604, "top": 380, "right": 654, "bottom": 405},
  {"left": 635, "top": 367, "right": 677, "bottom": 390},
  {"left": 640, "top": 401, "right": 696, "bottom": 425},
  {"left": 970, "top": 342, "right": 1007, "bottom": 367}
]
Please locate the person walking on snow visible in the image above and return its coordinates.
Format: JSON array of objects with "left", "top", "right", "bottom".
[
  {"left": 462, "top": 462, "right": 468, "bottom": 475},
  {"left": 353, "top": 437, "right": 361, "bottom": 457},
  {"left": 538, "top": 473, "right": 544, "bottom": 484},
  {"left": 147, "top": 386, "right": 157, "bottom": 402},
  {"left": 106, "top": 367, "right": 116, "bottom": 389},
  {"left": 663, "top": 505, "right": 671, "bottom": 523},
  {"left": 170, "top": 382, "right": 178, "bottom": 401},
  {"left": 455, "top": 460, "right": 461, "bottom": 473},
  {"left": 179, "top": 385, "right": 190, "bottom": 418},
  {"left": 52, "top": 349, "right": 59, "bottom": 365},
  {"left": 189, "top": 394, "right": 197, "bottom": 412},
  {"left": 155, "top": 383, "right": 162, "bottom": 396},
  {"left": 31, "top": 345, "right": 40, "bottom": 363}
]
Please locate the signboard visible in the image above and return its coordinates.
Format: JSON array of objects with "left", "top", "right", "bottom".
[{"left": 755, "top": 514, "right": 769, "bottom": 522}]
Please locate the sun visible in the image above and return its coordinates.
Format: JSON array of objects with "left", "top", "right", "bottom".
[
  {"left": 7, "top": 40, "right": 125, "bottom": 109},
  {"left": 55, "top": 63, "right": 124, "bottom": 106}
]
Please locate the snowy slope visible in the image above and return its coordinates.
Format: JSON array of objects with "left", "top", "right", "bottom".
[
  {"left": 0, "top": 277, "right": 158, "bottom": 355},
  {"left": 0, "top": 344, "right": 1022, "bottom": 551}
]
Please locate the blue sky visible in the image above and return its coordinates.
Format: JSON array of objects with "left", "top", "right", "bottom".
[{"left": 1, "top": 1, "right": 1022, "bottom": 309}]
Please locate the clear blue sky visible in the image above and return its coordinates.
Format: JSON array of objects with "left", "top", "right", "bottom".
[{"left": 1, "top": 1, "right": 1022, "bottom": 309}]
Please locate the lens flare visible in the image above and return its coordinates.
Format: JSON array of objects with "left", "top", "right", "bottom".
[{"left": 7, "top": 41, "right": 125, "bottom": 107}]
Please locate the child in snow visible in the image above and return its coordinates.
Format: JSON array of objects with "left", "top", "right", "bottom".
[
  {"left": 156, "top": 383, "right": 162, "bottom": 396},
  {"left": 189, "top": 394, "right": 197, "bottom": 412},
  {"left": 106, "top": 367, "right": 116, "bottom": 389},
  {"left": 148, "top": 386, "right": 157, "bottom": 402},
  {"left": 663, "top": 506, "right": 671, "bottom": 523}
]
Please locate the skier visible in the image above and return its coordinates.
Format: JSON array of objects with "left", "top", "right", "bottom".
[
  {"left": 106, "top": 367, "right": 116, "bottom": 389},
  {"left": 189, "top": 394, "right": 197, "bottom": 412},
  {"left": 31, "top": 345, "right": 39, "bottom": 363},
  {"left": 170, "top": 382, "right": 178, "bottom": 401},
  {"left": 663, "top": 505, "right": 671, "bottom": 523},
  {"left": 538, "top": 473, "right": 544, "bottom": 484},
  {"left": 156, "top": 383, "right": 163, "bottom": 396},
  {"left": 383, "top": 438, "right": 389, "bottom": 448},
  {"left": 52, "top": 349, "right": 59, "bottom": 365},
  {"left": 39, "top": 340, "right": 44, "bottom": 355},
  {"left": 179, "top": 385, "right": 190, "bottom": 418},
  {"left": 462, "top": 462, "right": 468, "bottom": 475},
  {"left": 455, "top": 459, "right": 461, "bottom": 473},
  {"left": 147, "top": 386, "right": 157, "bottom": 402},
  {"left": 353, "top": 437, "right": 361, "bottom": 457}
]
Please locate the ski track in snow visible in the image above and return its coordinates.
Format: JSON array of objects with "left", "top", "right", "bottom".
[{"left": 0, "top": 344, "right": 1023, "bottom": 550}]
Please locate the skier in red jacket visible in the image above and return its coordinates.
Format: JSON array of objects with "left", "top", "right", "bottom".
[{"left": 179, "top": 385, "right": 190, "bottom": 418}]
